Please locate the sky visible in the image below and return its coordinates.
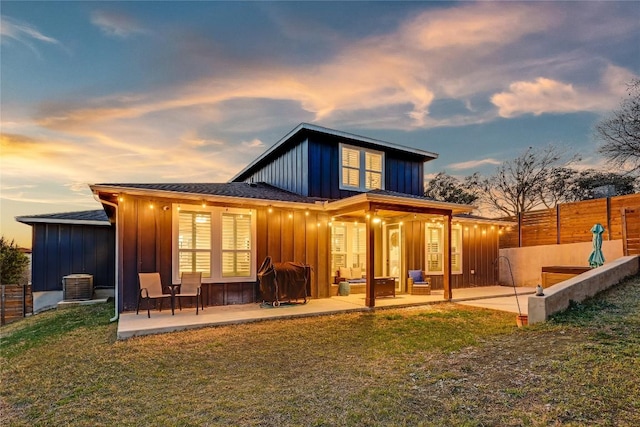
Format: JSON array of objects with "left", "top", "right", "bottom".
[{"left": 1, "top": 1, "right": 639, "bottom": 248}]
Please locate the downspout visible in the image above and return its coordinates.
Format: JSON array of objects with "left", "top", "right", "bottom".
[{"left": 94, "top": 195, "right": 119, "bottom": 322}]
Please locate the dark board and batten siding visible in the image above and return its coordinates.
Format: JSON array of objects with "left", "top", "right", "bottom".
[
  {"left": 119, "top": 197, "right": 178, "bottom": 311},
  {"left": 240, "top": 139, "right": 309, "bottom": 196},
  {"left": 386, "top": 157, "right": 424, "bottom": 196},
  {"left": 306, "top": 137, "right": 426, "bottom": 200},
  {"left": 308, "top": 137, "right": 340, "bottom": 199},
  {"left": 238, "top": 135, "right": 425, "bottom": 199},
  {"left": 31, "top": 223, "right": 115, "bottom": 292},
  {"left": 404, "top": 220, "right": 499, "bottom": 290},
  {"left": 117, "top": 196, "right": 331, "bottom": 311}
]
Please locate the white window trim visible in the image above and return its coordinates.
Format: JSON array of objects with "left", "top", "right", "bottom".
[
  {"left": 221, "top": 212, "right": 253, "bottom": 278},
  {"left": 339, "top": 143, "right": 385, "bottom": 192},
  {"left": 172, "top": 204, "right": 256, "bottom": 283},
  {"left": 331, "top": 222, "right": 367, "bottom": 272},
  {"left": 425, "top": 223, "right": 463, "bottom": 275}
]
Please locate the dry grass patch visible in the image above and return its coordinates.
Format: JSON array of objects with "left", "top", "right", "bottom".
[{"left": 2, "top": 277, "right": 639, "bottom": 426}]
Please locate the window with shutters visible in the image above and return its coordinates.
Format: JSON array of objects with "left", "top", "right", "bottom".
[
  {"left": 352, "top": 224, "right": 366, "bottom": 268},
  {"left": 173, "top": 205, "right": 255, "bottom": 282},
  {"left": 425, "top": 223, "right": 462, "bottom": 274},
  {"left": 331, "top": 222, "right": 366, "bottom": 272},
  {"left": 178, "top": 211, "right": 212, "bottom": 278},
  {"left": 451, "top": 226, "right": 462, "bottom": 273},
  {"left": 221, "top": 213, "right": 252, "bottom": 277},
  {"left": 331, "top": 224, "right": 347, "bottom": 273},
  {"left": 339, "top": 143, "right": 384, "bottom": 191}
]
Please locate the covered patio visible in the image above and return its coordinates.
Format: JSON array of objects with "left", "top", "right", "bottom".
[{"left": 117, "top": 285, "right": 535, "bottom": 339}]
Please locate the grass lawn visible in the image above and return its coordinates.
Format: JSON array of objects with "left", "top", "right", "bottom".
[{"left": 2, "top": 276, "right": 639, "bottom": 427}]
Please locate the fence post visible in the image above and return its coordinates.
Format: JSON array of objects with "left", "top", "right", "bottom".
[
  {"left": 621, "top": 208, "right": 628, "bottom": 256},
  {"left": 556, "top": 204, "right": 561, "bottom": 244},
  {"left": 1, "top": 285, "right": 5, "bottom": 326},
  {"left": 606, "top": 197, "right": 612, "bottom": 241},
  {"left": 518, "top": 212, "right": 522, "bottom": 247}
]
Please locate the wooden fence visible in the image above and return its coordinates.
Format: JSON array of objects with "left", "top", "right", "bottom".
[
  {"left": 1, "top": 284, "right": 33, "bottom": 325},
  {"left": 622, "top": 208, "right": 640, "bottom": 255},
  {"left": 500, "top": 194, "right": 640, "bottom": 250}
]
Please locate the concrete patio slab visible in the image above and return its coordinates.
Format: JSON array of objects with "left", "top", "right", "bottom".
[
  {"left": 455, "top": 294, "right": 531, "bottom": 315},
  {"left": 117, "top": 285, "right": 536, "bottom": 339}
]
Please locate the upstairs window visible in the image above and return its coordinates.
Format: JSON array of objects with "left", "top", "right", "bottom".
[{"left": 340, "top": 143, "right": 384, "bottom": 191}]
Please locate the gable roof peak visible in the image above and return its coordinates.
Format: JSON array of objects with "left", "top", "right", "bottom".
[{"left": 231, "top": 123, "right": 438, "bottom": 182}]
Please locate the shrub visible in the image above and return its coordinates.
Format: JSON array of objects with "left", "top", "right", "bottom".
[{"left": 0, "top": 236, "right": 29, "bottom": 285}]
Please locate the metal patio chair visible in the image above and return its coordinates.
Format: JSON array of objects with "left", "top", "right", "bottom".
[
  {"left": 175, "top": 272, "right": 203, "bottom": 314},
  {"left": 137, "top": 272, "right": 174, "bottom": 318}
]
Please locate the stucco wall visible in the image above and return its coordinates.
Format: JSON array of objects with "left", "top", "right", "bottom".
[
  {"left": 528, "top": 255, "right": 639, "bottom": 324},
  {"left": 498, "top": 240, "right": 624, "bottom": 286}
]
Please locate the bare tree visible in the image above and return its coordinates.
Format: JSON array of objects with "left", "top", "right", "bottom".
[
  {"left": 424, "top": 172, "right": 480, "bottom": 205},
  {"left": 597, "top": 79, "right": 640, "bottom": 174},
  {"left": 477, "top": 146, "right": 579, "bottom": 217}
]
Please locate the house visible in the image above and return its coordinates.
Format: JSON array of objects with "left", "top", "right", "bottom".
[
  {"left": 15, "top": 210, "right": 115, "bottom": 312},
  {"left": 88, "top": 123, "right": 509, "bottom": 313}
]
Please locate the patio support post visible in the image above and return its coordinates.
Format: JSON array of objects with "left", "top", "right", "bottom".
[
  {"left": 443, "top": 212, "right": 452, "bottom": 300},
  {"left": 365, "top": 208, "right": 376, "bottom": 308}
]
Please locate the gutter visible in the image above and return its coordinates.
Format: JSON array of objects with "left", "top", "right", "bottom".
[{"left": 93, "top": 194, "right": 120, "bottom": 323}]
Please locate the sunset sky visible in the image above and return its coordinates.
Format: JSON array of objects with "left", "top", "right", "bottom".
[{"left": 1, "top": 1, "right": 639, "bottom": 248}]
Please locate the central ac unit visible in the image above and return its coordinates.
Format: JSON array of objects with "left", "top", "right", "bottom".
[{"left": 62, "top": 274, "right": 94, "bottom": 301}]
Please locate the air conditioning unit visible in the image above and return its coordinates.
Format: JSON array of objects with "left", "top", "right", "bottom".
[{"left": 62, "top": 274, "right": 94, "bottom": 301}]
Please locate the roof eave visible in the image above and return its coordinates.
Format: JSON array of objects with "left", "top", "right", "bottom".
[
  {"left": 15, "top": 216, "right": 110, "bottom": 226},
  {"left": 90, "top": 184, "right": 323, "bottom": 210},
  {"left": 324, "top": 192, "right": 474, "bottom": 215}
]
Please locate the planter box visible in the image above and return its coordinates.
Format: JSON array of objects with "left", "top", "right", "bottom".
[{"left": 541, "top": 266, "right": 591, "bottom": 288}]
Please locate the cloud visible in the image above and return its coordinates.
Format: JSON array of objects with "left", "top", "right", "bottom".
[
  {"left": 491, "top": 78, "right": 581, "bottom": 118},
  {"left": 1, "top": 132, "right": 77, "bottom": 158},
  {"left": 491, "top": 65, "right": 637, "bottom": 118},
  {"left": 0, "top": 188, "right": 95, "bottom": 205},
  {"left": 402, "top": 2, "right": 555, "bottom": 50},
  {"left": 448, "top": 158, "right": 502, "bottom": 171},
  {"left": 241, "top": 139, "right": 265, "bottom": 149},
  {"left": 1, "top": 184, "right": 37, "bottom": 191},
  {"left": 0, "top": 16, "right": 60, "bottom": 56},
  {"left": 0, "top": 132, "right": 92, "bottom": 180},
  {"left": 37, "top": 1, "right": 636, "bottom": 138},
  {"left": 91, "top": 10, "right": 146, "bottom": 38},
  {"left": 13, "top": 1, "right": 636, "bottom": 189},
  {"left": 180, "top": 131, "right": 225, "bottom": 148}
]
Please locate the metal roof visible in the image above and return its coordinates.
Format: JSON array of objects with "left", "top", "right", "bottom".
[{"left": 16, "top": 210, "right": 110, "bottom": 226}]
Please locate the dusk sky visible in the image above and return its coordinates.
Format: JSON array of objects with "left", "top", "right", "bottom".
[{"left": 1, "top": 1, "right": 639, "bottom": 248}]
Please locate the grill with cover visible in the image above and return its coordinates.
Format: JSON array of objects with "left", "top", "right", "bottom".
[{"left": 258, "top": 256, "right": 310, "bottom": 307}]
